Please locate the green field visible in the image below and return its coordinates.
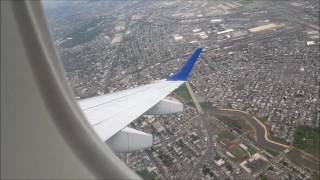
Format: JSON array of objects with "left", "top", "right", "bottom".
[
  {"left": 257, "top": 116, "right": 268, "bottom": 124},
  {"left": 61, "top": 19, "right": 103, "bottom": 48},
  {"left": 293, "top": 127, "right": 320, "bottom": 157},
  {"left": 136, "top": 169, "right": 157, "bottom": 180},
  {"left": 311, "top": 172, "right": 320, "bottom": 180},
  {"left": 247, "top": 145, "right": 258, "bottom": 155},
  {"left": 213, "top": 113, "right": 245, "bottom": 134},
  {"left": 174, "top": 84, "right": 194, "bottom": 106},
  {"left": 199, "top": 101, "right": 213, "bottom": 109},
  {"left": 238, "top": 0, "right": 254, "bottom": 5},
  {"left": 259, "top": 174, "right": 268, "bottom": 180},
  {"left": 229, "top": 145, "right": 247, "bottom": 160},
  {"left": 218, "top": 130, "right": 236, "bottom": 143},
  {"left": 286, "top": 149, "right": 320, "bottom": 175},
  {"left": 265, "top": 148, "right": 279, "bottom": 157}
]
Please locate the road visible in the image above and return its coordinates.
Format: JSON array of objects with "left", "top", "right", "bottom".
[
  {"left": 185, "top": 84, "right": 254, "bottom": 179},
  {"left": 182, "top": 83, "right": 319, "bottom": 177},
  {"left": 185, "top": 82, "right": 213, "bottom": 178},
  {"left": 189, "top": 114, "right": 214, "bottom": 179},
  {"left": 185, "top": 82, "right": 203, "bottom": 114}
]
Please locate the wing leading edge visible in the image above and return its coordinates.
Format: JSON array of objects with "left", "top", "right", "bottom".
[{"left": 79, "top": 48, "right": 202, "bottom": 151}]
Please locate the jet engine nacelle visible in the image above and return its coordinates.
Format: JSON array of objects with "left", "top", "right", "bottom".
[
  {"left": 145, "top": 98, "right": 183, "bottom": 115},
  {"left": 106, "top": 127, "right": 153, "bottom": 153}
]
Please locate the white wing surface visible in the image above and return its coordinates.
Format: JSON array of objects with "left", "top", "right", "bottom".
[
  {"left": 79, "top": 80, "right": 184, "bottom": 141},
  {"left": 78, "top": 48, "right": 202, "bottom": 145}
]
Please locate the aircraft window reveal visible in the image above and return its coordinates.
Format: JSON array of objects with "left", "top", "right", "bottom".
[{"left": 42, "top": 1, "right": 320, "bottom": 179}]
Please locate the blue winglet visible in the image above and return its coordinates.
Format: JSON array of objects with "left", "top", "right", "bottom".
[{"left": 167, "top": 48, "right": 202, "bottom": 81}]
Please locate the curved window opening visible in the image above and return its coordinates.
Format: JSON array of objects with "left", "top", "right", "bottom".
[{"left": 41, "top": 0, "right": 320, "bottom": 179}]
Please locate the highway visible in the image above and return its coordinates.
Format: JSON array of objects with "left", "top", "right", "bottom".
[
  {"left": 185, "top": 82, "right": 203, "bottom": 114},
  {"left": 185, "top": 82, "right": 210, "bottom": 178},
  {"left": 186, "top": 85, "right": 254, "bottom": 179}
]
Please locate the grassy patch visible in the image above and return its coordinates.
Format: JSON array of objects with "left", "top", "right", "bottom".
[
  {"left": 211, "top": 110, "right": 254, "bottom": 135},
  {"left": 259, "top": 174, "right": 268, "bottom": 180},
  {"left": 200, "top": 101, "right": 213, "bottom": 109},
  {"left": 229, "top": 145, "right": 248, "bottom": 161},
  {"left": 214, "top": 114, "right": 243, "bottom": 134},
  {"left": 218, "top": 130, "right": 236, "bottom": 143},
  {"left": 293, "top": 127, "right": 320, "bottom": 157},
  {"left": 247, "top": 146, "right": 257, "bottom": 155},
  {"left": 265, "top": 148, "right": 279, "bottom": 157},
  {"left": 61, "top": 18, "right": 103, "bottom": 48},
  {"left": 286, "top": 148, "right": 320, "bottom": 172},
  {"left": 269, "top": 136, "right": 291, "bottom": 146},
  {"left": 311, "top": 172, "right": 320, "bottom": 180},
  {"left": 174, "top": 84, "right": 194, "bottom": 106},
  {"left": 257, "top": 116, "right": 268, "bottom": 124},
  {"left": 286, "top": 149, "right": 302, "bottom": 166},
  {"left": 238, "top": 0, "right": 254, "bottom": 5},
  {"left": 136, "top": 169, "right": 157, "bottom": 180}
]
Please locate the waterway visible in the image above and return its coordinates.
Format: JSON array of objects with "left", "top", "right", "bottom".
[{"left": 212, "top": 108, "right": 320, "bottom": 172}]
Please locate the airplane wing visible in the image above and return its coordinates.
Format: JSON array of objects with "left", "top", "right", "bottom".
[{"left": 78, "top": 48, "right": 202, "bottom": 152}]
